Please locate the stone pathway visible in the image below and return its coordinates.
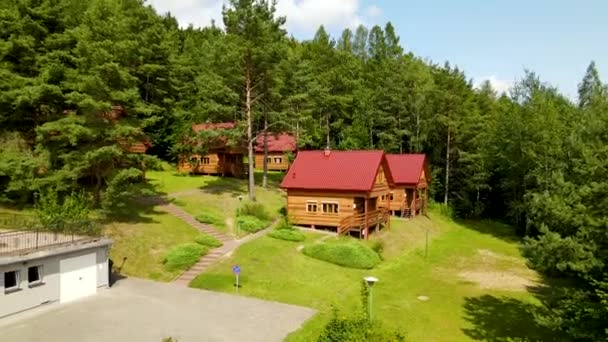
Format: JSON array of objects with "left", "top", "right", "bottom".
[{"left": 153, "top": 200, "right": 277, "bottom": 286}]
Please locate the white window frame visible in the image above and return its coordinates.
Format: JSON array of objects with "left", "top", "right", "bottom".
[
  {"left": 28, "top": 265, "right": 44, "bottom": 287},
  {"left": 4, "top": 270, "right": 20, "bottom": 293},
  {"left": 306, "top": 201, "right": 318, "bottom": 213},
  {"left": 273, "top": 157, "right": 282, "bottom": 164},
  {"left": 321, "top": 201, "right": 340, "bottom": 214}
]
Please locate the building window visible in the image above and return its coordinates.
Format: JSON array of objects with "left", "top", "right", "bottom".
[
  {"left": 322, "top": 202, "right": 339, "bottom": 214},
  {"left": 266, "top": 157, "right": 272, "bottom": 164},
  {"left": 189, "top": 156, "right": 199, "bottom": 164},
  {"left": 273, "top": 157, "right": 282, "bottom": 164},
  {"left": 4, "top": 270, "right": 20, "bottom": 293},
  {"left": 28, "top": 265, "right": 43, "bottom": 286},
  {"left": 306, "top": 201, "right": 318, "bottom": 213},
  {"left": 201, "top": 157, "right": 210, "bottom": 165}
]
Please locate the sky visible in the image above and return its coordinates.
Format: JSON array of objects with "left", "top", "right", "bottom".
[{"left": 147, "top": 0, "right": 608, "bottom": 99}]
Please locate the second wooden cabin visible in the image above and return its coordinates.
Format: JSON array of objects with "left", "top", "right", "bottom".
[
  {"left": 383, "top": 154, "right": 430, "bottom": 217},
  {"left": 177, "top": 122, "right": 246, "bottom": 177},
  {"left": 254, "top": 133, "right": 296, "bottom": 171},
  {"left": 280, "top": 150, "right": 392, "bottom": 239}
]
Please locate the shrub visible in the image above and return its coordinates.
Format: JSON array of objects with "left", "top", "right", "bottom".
[
  {"left": 370, "top": 240, "right": 385, "bottom": 259},
  {"left": 268, "top": 229, "right": 306, "bottom": 242},
  {"left": 194, "top": 233, "right": 223, "bottom": 248},
  {"left": 318, "top": 308, "right": 406, "bottom": 342},
  {"left": 163, "top": 243, "right": 207, "bottom": 272},
  {"left": 237, "top": 215, "right": 267, "bottom": 233},
  {"left": 303, "top": 240, "right": 381, "bottom": 269},
  {"left": 195, "top": 211, "right": 222, "bottom": 225},
  {"left": 275, "top": 217, "right": 292, "bottom": 230},
  {"left": 240, "top": 202, "right": 270, "bottom": 221}
]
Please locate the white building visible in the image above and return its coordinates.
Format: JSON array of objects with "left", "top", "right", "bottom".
[{"left": 0, "top": 230, "right": 112, "bottom": 318}]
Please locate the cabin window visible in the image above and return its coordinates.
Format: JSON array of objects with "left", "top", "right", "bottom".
[
  {"left": 28, "top": 265, "right": 43, "bottom": 286},
  {"left": 306, "top": 201, "right": 318, "bottom": 213},
  {"left": 4, "top": 270, "right": 20, "bottom": 293},
  {"left": 381, "top": 192, "right": 394, "bottom": 201},
  {"left": 201, "top": 157, "right": 210, "bottom": 165},
  {"left": 273, "top": 157, "right": 282, "bottom": 164},
  {"left": 266, "top": 157, "right": 272, "bottom": 164},
  {"left": 189, "top": 156, "right": 199, "bottom": 164},
  {"left": 322, "top": 202, "right": 339, "bottom": 214}
]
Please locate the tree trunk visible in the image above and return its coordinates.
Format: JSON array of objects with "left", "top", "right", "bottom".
[
  {"left": 444, "top": 127, "right": 450, "bottom": 205},
  {"left": 262, "top": 110, "right": 268, "bottom": 188},
  {"left": 94, "top": 171, "right": 102, "bottom": 207},
  {"left": 245, "top": 60, "right": 256, "bottom": 201}
]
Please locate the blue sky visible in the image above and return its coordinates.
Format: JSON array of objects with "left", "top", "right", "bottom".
[{"left": 148, "top": 0, "right": 608, "bottom": 98}]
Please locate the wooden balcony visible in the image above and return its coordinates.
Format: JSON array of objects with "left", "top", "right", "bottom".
[{"left": 337, "top": 208, "right": 390, "bottom": 238}]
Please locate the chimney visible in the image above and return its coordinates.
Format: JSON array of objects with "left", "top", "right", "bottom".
[{"left": 324, "top": 147, "right": 331, "bottom": 157}]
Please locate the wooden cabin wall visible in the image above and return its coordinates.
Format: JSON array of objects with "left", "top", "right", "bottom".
[
  {"left": 177, "top": 153, "right": 220, "bottom": 174},
  {"left": 286, "top": 190, "right": 358, "bottom": 227},
  {"left": 370, "top": 165, "right": 391, "bottom": 198},
  {"left": 254, "top": 152, "right": 290, "bottom": 171},
  {"left": 381, "top": 187, "right": 407, "bottom": 211}
]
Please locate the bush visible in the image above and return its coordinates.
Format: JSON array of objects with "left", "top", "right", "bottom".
[
  {"left": 370, "top": 240, "right": 385, "bottom": 259},
  {"left": 195, "top": 211, "right": 222, "bottom": 225},
  {"left": 163, "top": 243, "right": 207, "bottom": 272},
  {"left": 318, "top": 308, "right": 405, "bottom": 342},
  {"left": 237, "top": 215, "right": 268, "bottom": 233},
  {"left": 194, "top": 233, "right": 223, "bottom": 248},
  {"left": 275, "top": 217, "right": 292, "bottom": 230},
  {"left": 302, "top": 240, "right": 381, "bottom": 269},
  {"left": 240, "top": 202, "right": 270, "bottom": 221},
  {"left": 268, "top": 229, "right": 306, "bottom": 242}
]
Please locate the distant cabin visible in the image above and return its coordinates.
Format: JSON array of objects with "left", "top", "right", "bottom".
[
  {"left": 384, "top": 154, "right": 430, "bottom": 217},
  {"left": 177, "top": 122, "right": 245, "bottom": 177},
  {"left": 280, "top": 150, "right": 392, "bottom": 239},
  {"left": 254, "top": 133, "right": 296, "bottom": 171}
]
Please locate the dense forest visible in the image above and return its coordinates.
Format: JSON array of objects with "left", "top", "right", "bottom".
[{"left": 0, "top": 0, "right": 606, "bottom": 339}]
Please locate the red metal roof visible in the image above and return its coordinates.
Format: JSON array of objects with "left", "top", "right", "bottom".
[
  {"left": 255, "top": 133, "right": 296, "bottom": 153},
  {"left": 192, "top": 122, "right": 236, "bottom": 132},
  {"left": 280, "top": 150, "right": 386, "bottom": 192},
  {"left": 385, "top": 154, "right": 426, "bottom": 185}
]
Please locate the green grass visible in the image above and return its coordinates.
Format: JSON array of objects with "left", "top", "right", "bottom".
[
  {"left": 268, "top": 228, "right": 306, "bottom": 242},
  {"left": 163, "top": 243, "right": 208, "bottom": 272},
  {"left": 147, "top": 170, "right": 284, "bottom": 237},
  {"left": 194, "top": 233, "right": 223, "bottom": 248},
  {"left": 104, "top": 202, "right": 201, "bottom": 282},
  {"left": 302, "top": 238, "right": 381, "bottom": 269},
  {"left": 190, "top": 210, "right": 557, "bottom": 341}
]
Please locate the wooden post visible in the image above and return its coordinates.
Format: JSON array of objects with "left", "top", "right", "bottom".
[
  {"left": 364, "top": 197, "right": 369, "bottom": 240},
  {"left": 412, "top": 189, "right": 417, "bottom": 218}
]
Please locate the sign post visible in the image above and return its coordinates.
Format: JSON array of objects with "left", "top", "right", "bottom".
[{"left": 232, "top": 265, "right": 241, "bottom": 291}]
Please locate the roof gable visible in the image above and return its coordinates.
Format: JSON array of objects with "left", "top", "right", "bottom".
[
  {"left": 280, "top": 150, "right": 386, "bottom": 192},
  {"left": 385, "top": 154, "right": 427, "bottom": 186},
  {"left": 255, "top": 133, "right": 296, "bottom": 152}
]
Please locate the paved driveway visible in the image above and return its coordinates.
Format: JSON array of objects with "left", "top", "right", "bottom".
[{"left": 0, "top": 278, "right": 315, "bottom": 342}]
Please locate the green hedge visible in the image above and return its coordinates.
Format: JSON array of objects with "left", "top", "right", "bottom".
[
  {"left": 195, "top": 211, "right": 222, "bottom": 225},
  {"left": 268, "top": 229, "right": 306, "bottom": 242},
  {"left": 302, "top": 240, "right": 381, "bottom": 269},
  {"left": 163, "top": 243, "right": 208, "bottom": 272},
  {"left": 237, "top": 215, "right": 268, "bottom": 233},
  {"left": 194, "top": 233, "right": 223, "bottom": 248}
]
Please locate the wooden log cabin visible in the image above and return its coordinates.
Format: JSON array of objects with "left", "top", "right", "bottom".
[
  {"left": 254, "top": 133, "right": 296, "bottom": 171},
  {"left": 280, "top": 150, "right": 393, "bottom": 239},
  {"left": 177, "top": 122, "right": 246, "bottom": 177},
  {"left": 383, "top": 154, "right": 430, "bottom": 217}
]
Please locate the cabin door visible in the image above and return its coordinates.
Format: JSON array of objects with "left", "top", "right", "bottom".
[{"left": 354, "top": 197, "right": 365, "bottom": 214}]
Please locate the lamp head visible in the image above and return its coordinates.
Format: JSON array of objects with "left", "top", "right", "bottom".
[
  {"left": 364, "top": 276, "right": 378, "bottom": 286},
  {"left": 238, "top": 195, "right": 243, "bottom": 201}
]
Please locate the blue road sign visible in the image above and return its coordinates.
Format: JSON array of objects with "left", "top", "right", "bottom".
[{"left": 232, "top": 265, "right": 241, "bottom": 275}]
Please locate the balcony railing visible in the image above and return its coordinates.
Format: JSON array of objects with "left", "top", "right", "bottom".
[{"left": 0, "top": 230, "right": 97, "bottom": 256}]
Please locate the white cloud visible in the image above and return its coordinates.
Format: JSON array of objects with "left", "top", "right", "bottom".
[
  {"left": 364, "top": 5, "right": 382, "bottom": 19},
  {"left": 474, "top": 75, "right": 513, "bottom": 94},
  {"left": 147, "top": 0, "right": 379, "bottom": 36}
]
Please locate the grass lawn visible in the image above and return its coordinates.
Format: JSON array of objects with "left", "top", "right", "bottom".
[
  {"left": 103, "top": 202, "right": 201, "bottom": 282},
  {"left": 190, "top": 211, "right": 558, "bottom": 341},
  {"left": 147, "top": 170, "right": 285, "bottom": 237}
]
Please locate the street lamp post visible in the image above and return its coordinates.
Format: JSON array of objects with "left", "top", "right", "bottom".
[
  {"left": 364, "top": 276, "right": 378, "bottom": 321},
  {"left": 237, "top": 195, "right": 243, "bottom": 236}
]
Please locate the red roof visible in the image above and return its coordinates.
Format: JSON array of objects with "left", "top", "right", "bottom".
[
  {"left": 385, "top": 154, "right": 427, "bottom": 185},
  {"left": 280, "top": 150, "right": 387, "bottom": 192},
  {"left": 192, "top": 122, "right": 236, "bottom": 132},
  {"left": 255, "top": 133, "right": 296, "bottom": 153}
]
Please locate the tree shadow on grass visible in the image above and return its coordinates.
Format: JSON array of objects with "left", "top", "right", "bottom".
[
  {"left": 457, "top": 219, "right": 522, "bottom": 244},
  {"left": 198, "top": 176, "right": 246, "bottom": 196},
  {"left": 462, "top": 294, "right": 560, "bottom": 341}
]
